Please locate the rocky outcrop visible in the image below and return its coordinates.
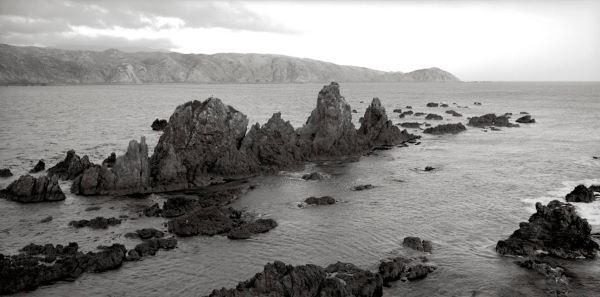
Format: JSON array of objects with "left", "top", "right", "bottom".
[
  {"left": 423, "top": 123, "right": 467, "bottom": 135},
  {"left": 226, "top": 218, "right": 278, "bottom": 240},
  {"left": 516, "top": 115, "right": 535, "bottom": 124},
  {"left": 151, "top": 118, "right": 168, "bottom": 131},
  {"left": 468, "top": 114, "right": 519, "bottom": 128},
  {"left": 162, "top": 196, "right": 198, "bottom": 218},
  {"left": 565, "top": 184, "right": 596, "bottom": 203},
  {"left": 29, "top": 160, "right": 45, "bottom": 173},
  {"left": 102, "top": 153, "right": 116, "bottom": 168},
  {"left": 167, "top": 206, "right": 239, "bottom": 237},
  {"left": 47, "top": 150, "right": 92, "bottom": 180},
  {"left": 425, "top": 113, "right": 443, "bottom": 120},
  {"left": 358, "top": 98, "right": 417, "bottom": 147},
  {"left": 0, "top": 174, "right": 65, "bottom": 203},
  {"left": 426, "top": 102, "right": 439, "bottom": 107},
  {"left": 305, "top": 196, "right": 336, "bottom": 205},
  {"left": 71, "top": 137, "right": 150, "bottom": 195},
  {"left": 0, "top": 168, "right": 12, "bottom": 177},
  {"left": 403, "top": 236, "right": 433, "bottom": 252},
  {"left": 206, "top": 260, "right": 383, "bottom": 297},
  {"left": 379, "top": 256, "right": 437, "bottom": 286},
  {"left": 496, "top": 200, "right": 599, "bottom": 259},
  {"left": 69, "top": 217, "right": 122, "bottom": 229}
]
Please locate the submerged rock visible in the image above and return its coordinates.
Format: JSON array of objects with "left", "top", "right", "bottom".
[
  {"left": 426, "top": 102, "right": 439, "bottom": 107},
  {"left": 162, "top": 196, "right": 198, "bottom": 218},
  {"left": 403, "top": 236, "right": 433, "bottom": 252},
  {"left": 0, "top": 168, "right": 12, "bottom": 177},
  {"left": 305, "top": 196, "right": 336, "bottom": 205},
  {"left": 496, "top": 200, "right": 599, "bottom": 259},
  {"left": 516, "top": 258, "right": 569, "bottom": 296},
  {"left": 39, "top": 216, "right": 53, "bottom": 223},
  {"left": 206, "top": 260, "right": 383, "bottom": 297},
  {"left": 353, "top": 184, "right": 375, "bottom": 191},
  {"left": 468, "top": 114, "right": 519, "bottom": 128},
  {"left": 151, "top": 118, "right": 168, "bottom": 131},
  {"left": 445, "top": 110, "right": 462, "bottom": 117},
  {"left": 516, "top": 115, "right": 536, "bottom": 124},
  {"left": 69, "top": 217, "right": 122, "bottom": 229},
  {"left": 425, "top": 113, "right": 443, "bottom": 120},
  {"left": 302, "top": 172, "right": 325, "bottom": 180},
  {"left": 29, "top": 160, "right": 45, "bottom": 173},
  {"left": 565, "top": 184, "right": 596, "bottom": 203},
  {"left": 47, "top": 150, "right": 92, "bottom": 180},
  {"left": 226, "top": 218, "right": 278, "bottom": 240},
  {"left": 414, "top": 112, "right": 425, "bottom": 116},
  {"left": 423, "top": 123, "right": 466, "bottom": 135},
  {"left": 0, "top": 174, "right": 65, "bottom": 203},
  {"left": 379, "top": 256, "right": 437, "bottom": 286},
  {"left": 133, "top": 237, "right": 177, "bottom": 257}
]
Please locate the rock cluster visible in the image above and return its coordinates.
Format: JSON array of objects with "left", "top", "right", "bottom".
[
  {"left": 151, "top": 118, "right": 168, "bottom": 131},
  {"left": 305, "top": 196, "right": 336, "bottom": 205},
  {"left": 0, "top": 174, "right": 65, "bottom": 203},
  {"left": 47, "top": 150, "right": 92, "bottom": 180},
  {"left": 565, "top": 184, "right": 596, "bottom": 203},
  {"left": 403, "top": 236, "right": 433, "bottom": 252},
  {"left": 468, "top": 114, "right": 519, "bottom": 128},
  {"left": 423, "top": 123, "right": 467, "bottom": 135},
  {"left": 496, "top": 200, "right": 599, "bottom": 259},
  {"left": 69, "top": 217, "right": 122, "bottom": 229},
  {"left": 398, "top": 110, "right": 413, "bottom": 118}
]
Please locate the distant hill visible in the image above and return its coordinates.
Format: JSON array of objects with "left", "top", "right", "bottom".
[{"left": 0, "top": 44, "right": 460, "bottom": 84}]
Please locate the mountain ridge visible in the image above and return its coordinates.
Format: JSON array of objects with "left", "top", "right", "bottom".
[{"left": 0, "top": 43, "right": 460, "bottom": 85}]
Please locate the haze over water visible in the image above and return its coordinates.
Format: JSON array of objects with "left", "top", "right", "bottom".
[{"left": 0, "top": 82, "right": 599, "bottom": 296}]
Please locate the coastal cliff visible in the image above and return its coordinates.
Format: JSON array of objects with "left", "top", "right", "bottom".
[{"left": 0, "top": 44, "right": 460, "bottom": 85}]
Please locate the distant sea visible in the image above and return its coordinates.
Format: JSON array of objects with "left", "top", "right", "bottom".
[{"left": 0, "top": 82, "right": 599, "bottom": 296}]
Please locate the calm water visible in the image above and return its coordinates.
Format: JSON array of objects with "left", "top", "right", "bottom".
[{"left": 0, "top": 82, "right": 599, "bottom": 296}]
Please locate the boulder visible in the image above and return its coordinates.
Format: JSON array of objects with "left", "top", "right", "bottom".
[
  {"left": 425, "top": 113, "right": 443, "bottom": 120},
  {"left": 444, "top": 110, "right": 462, "bottom": 117},
  {"left": 151, "top": 118, "right": 168, "bottom": 131},
  {"left": 516, "top": 115, "right": 535, "bottom": 124},
  {"left": 226, "top": 218, "right": 278, "bottom": 240},
  {"left": 379, "top": 256, "right": 437, "bottom": 286},
  {"left": 167, "top": 206, "right": 237, "bottom": 237},
  {"left": 47, "top": 150, "right": 92, "bottom": 180},
  {"left": 102, "top": 152, "right": 116, "bottom": 168},
  {"left": 474, "top": 102, "right": 482, "bottom": 105},
  {"left": 424, "top": 166, "right": 435, "bottom": 172},
  {"left": 589, "top": 185, "right": 600, "bottom": 193},
  {"left": 423, "top": 123, "right": 467, "bottom": 135},
  {"left": 133, "top": 237, "right": 177, "bottom": 257},
  {"left": 426, "top": 102, "right": 439, "bottom": 107},
  {"left": 0, "top": 175, "right": 65, "bottom": 203},
  {"left": 565, "top": 184, "right": 595, "bottom": 203},
  {"left": 403, "top": 236, "right": 433, "bottom": 252},
  {"left": 305, "top": 196, "right": 336, "bottom": 205},
  {"left": 496, "top": 200, "right": 599, "bottom": 259},
  {"left": 0, "top": 168, "right": 12, "bottom": 177},
  {"left": 398, "top": 110, "right": 413, "bottom": 118},
  {"left": 29, "top": 160, "right": 45, "bottom": 173},
  {"left": 136, "top": 228, "right": 164, "bottom": 239},
  {"left": 302, "top": 172, "right": 325, "bottom": 180},
  {"left": 440, "top": 103, "right": 449, "bottom": 108},
  {"left": 40, "top": 216, "right": 53, "bottom": 223},
  {"left": 69, "top": 217, "right": 121, "bottom": 229},
  {"left": 468, "top": 114, "right": 519, "bottom": 128}
]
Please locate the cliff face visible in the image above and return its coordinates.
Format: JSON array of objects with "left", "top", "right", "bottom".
[{"left": 0, "top": 44, "right": 460, "bottom": 84}]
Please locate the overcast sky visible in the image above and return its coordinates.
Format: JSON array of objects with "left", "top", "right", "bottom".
[{"left": 1, "top": 0, "right": 599, "bottom": 81}]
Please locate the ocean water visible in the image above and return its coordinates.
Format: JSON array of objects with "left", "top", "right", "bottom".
[{"left": 0, "top": 82, "right": 599, "bottom": 296}]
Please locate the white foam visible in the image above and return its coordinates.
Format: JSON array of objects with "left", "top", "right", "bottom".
[{"left": 522, "top": 178, "right": 600, "bottom": 226}]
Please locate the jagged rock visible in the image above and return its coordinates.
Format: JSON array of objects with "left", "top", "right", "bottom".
[
  {"left": 162, "top": 196, "right": 198, "bottom": 218},
  {"left": 516, "top": 115, "right": 535, "bottom": 124},
  {"left": 379, "top": 256, "right": 437, "bottom": 286},
  {"left": 468, "top": 114, "right": 519, "bottom": 128},
  {"left": 403, "top": 236, "right": 433, "bottom": 252},
  {"left": 358, "top": 98, "right": 418, "bottom": 147},
  {"left": 0, "top": 174, "right": 65, "bottom": 202},
  {"left": 151, "top": 99, "right": 253, "bottom": 191},
  {"left": 302, "top": 172, "right": 325, "bottom": 180},
  {"left": 423, "top": 123, "right": 467, "bottom": 135},
  {"left": 298, "top": 82, "right": 362, "bottom": 158},
  {"left": 399, "top": 122, "right": 421, "bottom": 128},
  {"left": 102, "top": 152, "right": 116, "bottom": 168},
  {"left": 305, "top": 196, "right": 336, "bottom": 205},
  {"left": 353, "top": 184, "right": 374, "bottom": 191},
  {"left": 71, "top": 137, "right": 150, "bottom": 195},
  {"left": 151, "top": 118, "right": 168, "bottom": 131},
  {"left": 206, "top": 260, "right": 382, "bottom": 297},
  {"left": 426, "top": 102, "right": 439, "bottom": 107},
  {"left": 226, "top": 218, "right": 278, "bottom": 240},
  {"left": 425, "top": 113, "right": 443, "bottom": 120},
  {"left": 0, "top": 243, "right": 126, "bottom": 295},
  {"left": 47, "top": 150, "right": 92, "bottom": 180},
  {"left": 414, "top": 112, "right": 425, "bottom": 116},
  {"left": 565, "top": 184, "right": 595, "bottom": 203},
  {"left": 69, "top": 217, "right": 121, "bottom": 229},
  {"left": 241, "top": 112, "right": 304, "bottom": 171},
  {"left": 136, "top": 228, "right": 164, "bottom": 239},
  {"left": 444, "top": 110, "right": 462, "bottom": 117},
  {"left": 516, "top": 259, "right": 569, "bottom": 296},
  {"left": 167, "top": 206, "right": 237, "bottom": 237},
  {"left": 29, "top": 160, "right": 45, "bottom": 173},
  {"left": 0, "top": 168, "right": 12, "bottom": 177},
  {"left": 496, "top": 200, "right": 599, "bottom": 259}
]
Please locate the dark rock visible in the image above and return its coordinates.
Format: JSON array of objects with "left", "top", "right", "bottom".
[
  {"left": 426, "top": 102, "right": 439, "bottom": 107},
  {"left": 468, "top": 114, "right": 519, "bottom": 128},
  {"left": 167, "top": 206, "right": 236, "bottom": 237},
  {"left": 516, "top": 115, "right": 536, "bottom": 124},
  {"left": 496, "top": 200, "right": 599, "bottom": 259},
  {"left": 403, "top": 236, "right": 433, "bottom": 252},
  {"left": 47, "top": 150, "right": 92, "bottom": 180},
  {"left": 424, "top": 166, "right": 435, "bottom": 172},
  {"left": 565, "top": 184, "right": 595, "bottom": 203},
  {"left": 358, "top": 98, "right": 417, "bottom": 147},
  {"left": 40, "top": 216, "right": 53, "bottom": 223},
  {"left": 414, "top": 112, "right": 425, "bottom": 116},
  {"left": 143, "top": 203, "right": 162, "bottom": 217},
  {"left": 151, "top": 118, "right": 168, "bottom": 131},
  {"left": 0, "top": 174, "right": 65, "bottom": 203},
  {"left": 69, "top": 217, "right": 121, "bottom": 229},
  {"left": 353, "top": 184, "right": 374, "bottom": 191},
  {"left": 302, "top": 172, "right": 325, "bottom": 181},
  {"left": 444, "top": 110, "right": 462, "bottom": 117},
  {"left": 440, "top": 103, "right": 449, "bottom": 108},
  {"left": 490, "top": 127, "right": 501, "bottom": 131},
  {"left": 423, "top": 123, "right": 467, "bottom": 135},
  {"left": 405, "top": 106, "right": 412, "bottom": 109},
  {"left": 0, "top": 168, "right": 12, "bottom": 177},
  {"left": 520, "top": 111, "right": 529, "bottom": 114},
  {"left": 29, "top": 160, "right": 45, "bottom": 173},
  {"left": 126, "top": 249, "right": 141, "bottom": 261},
  {"left": 102, "top": 153, "right": 116, "bottom": 168},
  {"left": 379, "top": 256, "right": 437, "bottom": 286},
  {"left": 85, "top": 206, "right": 101, "bottom": 211},
  {"left": 305, "top": 196, "right": 336, "bottom": 205},
  {"left": 124, "top": 232, "right": 139, "bottom": 239},
  {"left": 352, "top": 109, "right": 357, "bottom": 113},
  {"left": 399, "top": 122, "right": 421, "bottom": 128},
  {"left": 136, "top": 228, "right": 164, "bottom": 239},
  {"left": 516, "top": 259, "right": 569, "bottom": 296},
  {"left": 163, "top": 196, "right": 198, "bottom": 218},
  {"left": 425, "top": 113, "right": 443, "bottom": 120},
  {"left": 206, "top": 260, "right": 382, "bottom": 297},
  {"left": 134, "top": 237, "right": 177, "bottom": 257},
  {"left": 589, "top": 185, "right": 600, "bottom": 193},
  {"left": 474, "top": 102, "right": 482, "bottom": 105},
  {"left": 392, "top": 109, "right": 402, "bottom": 113},
  {"left": 227, "top": 218, "right": 278, "bottom": 240}
]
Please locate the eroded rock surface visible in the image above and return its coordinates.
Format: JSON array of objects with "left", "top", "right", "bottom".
[
  {"left": 47, "top": 150, "right": 92, "bottom": 180},
  {"left": 0, "top": 174, "right": 65, "bottom": 203},
  {"left": 565, "top": 184, "right": 595, "bottom": 203}
]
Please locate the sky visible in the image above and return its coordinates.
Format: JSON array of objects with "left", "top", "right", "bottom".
[{"left": 0, "top": 0, "right": 599, "bottom": 81}]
